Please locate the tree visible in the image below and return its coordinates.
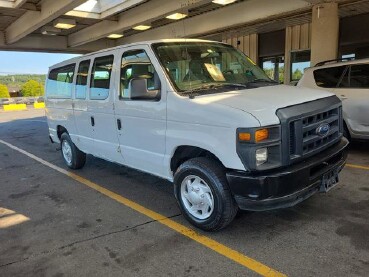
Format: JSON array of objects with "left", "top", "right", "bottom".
[
  {"left": 292, "top": 69, "right": 303, "bottom": 81},
  {"left": 21, "top": 80, "right": 44, "bottom": 97},
  {"left": 0, "top": 83, "right": 10, "bottom": 98}
]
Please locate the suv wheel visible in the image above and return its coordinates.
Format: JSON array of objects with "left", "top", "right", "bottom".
[
  {"left": 174, "top": 157, "right": 238, "bottom": 231},
  {"left": 60, "top": 132, "right": 86, "bottom": 169}
]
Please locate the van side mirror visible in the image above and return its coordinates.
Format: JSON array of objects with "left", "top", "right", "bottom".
[{"left": 129, "top": 77, "right": 160, "bottom": 100}]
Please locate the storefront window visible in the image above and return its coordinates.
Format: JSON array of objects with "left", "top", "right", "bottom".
[
  {"left": 341, "top": 53, "right": 355, "bottom": 60},
  {"left": 290, "top": 50, "right": 311, "bottom": 81},
  {"left": 261, "top": 56, "right": 284, "bottom": 83}
]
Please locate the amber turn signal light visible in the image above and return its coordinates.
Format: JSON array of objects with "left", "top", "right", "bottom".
[
  {"left": 255, "top": 129, "right": 269, "bottom": 142},
  {"left": 238, "top": 132, "right": 251, "bottom": 141}
]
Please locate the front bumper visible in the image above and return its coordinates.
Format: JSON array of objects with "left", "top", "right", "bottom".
[{"left": 226, "top": 138, "right": 349, "bottom": 211}]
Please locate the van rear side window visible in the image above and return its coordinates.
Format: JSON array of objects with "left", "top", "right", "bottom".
[
  {"left": 76, "top": 60, "right": 90, "bottom": 99},
  {"left": 47, "top": 64, "right": 75, "bottom": 99},
  {"left": 90, "top": 55, "right": 114, "bottom": 100}
]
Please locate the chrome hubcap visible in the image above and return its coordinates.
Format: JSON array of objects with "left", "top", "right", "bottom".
[
  {"left": 62, "top": 140, "right": 72, "bottom": 165},
  {"left": 180, "top": 175, "right": 214, "bottom": 220}
]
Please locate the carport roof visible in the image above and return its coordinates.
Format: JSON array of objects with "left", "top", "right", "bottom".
[{"left": 0, "top": 0, "right": 368, "bottom": 53}]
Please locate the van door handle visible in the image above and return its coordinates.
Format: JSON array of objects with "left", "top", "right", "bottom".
[
  {"left": 117, "top": 119, "right": 122, "bottom": 130},
  {"left": 91, "top": 116, "right": 95, "bottom": 126},
  {"left": 340, "top": 95, "right": 348, "bottom": 100}
]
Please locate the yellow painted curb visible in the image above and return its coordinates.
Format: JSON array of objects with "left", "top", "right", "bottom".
[
  {"left": 3, "top": 104, "right": 27, "bottom": 111},
  {"left": 34, "top": 102, "right": 45, "bottom": 109}
]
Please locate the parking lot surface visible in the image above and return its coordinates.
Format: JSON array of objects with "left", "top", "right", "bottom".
[{"left": 0, "top": 109, "right": 368, "bottom": 277}]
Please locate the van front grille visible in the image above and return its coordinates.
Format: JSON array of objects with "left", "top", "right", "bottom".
[
  {"left": 276, "top": 96, "right": 343, "bottom": 166},
  {"left": 289, "top": 107, "right": 341, "bottom": 159}
]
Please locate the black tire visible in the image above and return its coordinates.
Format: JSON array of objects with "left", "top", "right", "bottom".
[
  {"left": 174, "top": 157, "right": 238, "bottom": 231},
  {"left": 60, "top": 132, "right": 86, "bottom": 169}
]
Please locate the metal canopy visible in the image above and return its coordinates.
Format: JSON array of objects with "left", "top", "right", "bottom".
[{"left": 0, "top": 0, "right": 368, "bottom": 53}]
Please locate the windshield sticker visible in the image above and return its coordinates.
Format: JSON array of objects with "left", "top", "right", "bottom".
[{"left": 204, "top": 63, "right": 226, "bottom": 81}]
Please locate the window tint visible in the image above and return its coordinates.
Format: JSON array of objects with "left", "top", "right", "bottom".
[
  {"left": 47, "top": 64, "right": 75, "bottom": 98},
  {"left": 313, "top": 66, "right": 347, "bottom": 88},
  {"left": 349, "top": 64, "right": 369, "bottom": 88},
  {"left": 90, "top": 55, "right": 114, "bottom": 100},
  {"left": 75, "top": 60, "right": 90, "bottom": 99},
  {"left": 120, "top": 50, "right": 160, "bottom": 100}
]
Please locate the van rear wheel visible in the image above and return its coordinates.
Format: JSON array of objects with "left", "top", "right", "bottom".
[
  {"left": 174, "top": 157, "right": 238, "bottom": 231},
  {"left": 60, "top": 132, "right": 86, "bottom": 169}
]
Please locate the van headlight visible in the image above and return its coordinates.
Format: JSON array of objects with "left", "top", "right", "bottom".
[
  {"left": 255, "top": 148, "right": 268, "bottom": 166},
  {"left": 236, "top": 126, "right": 281, "bottom": 171}
]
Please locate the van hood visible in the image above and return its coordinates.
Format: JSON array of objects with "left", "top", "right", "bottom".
[{"left": 194, "top": 85, "right": 334, "bottom": 126}]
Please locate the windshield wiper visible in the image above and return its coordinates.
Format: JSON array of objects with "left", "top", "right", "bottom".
[
  {"left": 183, "top": 83, "right": 248, "bottom": 98},
  {"left": 248, "top": 78, "right": 278, "bottom": 84}
]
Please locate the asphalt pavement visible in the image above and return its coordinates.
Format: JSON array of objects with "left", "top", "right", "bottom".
[{"left": 0, "top": 109, "right": 368, "bottom": 277}]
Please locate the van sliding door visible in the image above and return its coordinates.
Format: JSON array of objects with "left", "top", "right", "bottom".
[
  {"left": 88, "top": 54, "right": 123, "bottom": 163},
  {"left": 72, "top": 59, "right": 94, "bottom": 152}
]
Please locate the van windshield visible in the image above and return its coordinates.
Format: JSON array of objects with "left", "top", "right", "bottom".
[{"left": 152, "top": 42, "right": 276, "bottom": 95}]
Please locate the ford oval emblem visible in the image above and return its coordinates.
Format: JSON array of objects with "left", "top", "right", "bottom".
[{"left": 316, "top": 123, "right": 330, "bottom": 137}]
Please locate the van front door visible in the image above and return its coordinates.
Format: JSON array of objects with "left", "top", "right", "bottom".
[
  {"left": 335, "top": 64, "right": 369, "bottom": 137},
  {"left": 113, "top": 47, "right": 166, "bottom": 177}
]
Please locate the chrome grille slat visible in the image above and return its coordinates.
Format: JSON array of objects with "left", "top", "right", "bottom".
[
  {"left": 302, "top": 115, "right": 339, "bottom": 133},
  {"left": 289, "top": 106, "right": 341, "bottom": 158}
]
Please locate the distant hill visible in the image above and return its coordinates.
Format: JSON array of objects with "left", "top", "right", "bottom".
[{"left": 0, "top": 74, "right": 46, "bottom": 87}]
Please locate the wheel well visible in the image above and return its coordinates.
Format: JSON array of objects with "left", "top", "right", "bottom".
[
  {"left": 170, "top": 146, "right": 223, "bottom": 173},
  {"left": 57, "top": 125, "right": 68, "bottom": 139}
]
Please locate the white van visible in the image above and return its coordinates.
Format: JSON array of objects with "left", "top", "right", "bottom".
[
  {"left": 46, "top": 39, "right": 348, "bottom": 231},
  {"left": 298, "top": 58, "right": 369, "bottom": 140}
]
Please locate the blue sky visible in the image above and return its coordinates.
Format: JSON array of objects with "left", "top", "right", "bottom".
[{"left": 0, "top": 51, "right": 80, "bottom": 75}]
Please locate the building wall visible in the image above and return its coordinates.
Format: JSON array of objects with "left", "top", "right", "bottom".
[
  {"left": 222, "top": 34, "right": 258, "bottom": 63},
  {"left": 284, "top": 23, "right": 311, "bottom": 84},
  {"left": 218, "top": 11, "right": 369, "bottom": 85},
  {"left": 222, "top": 23, "right": 311, "bottom": 84}
]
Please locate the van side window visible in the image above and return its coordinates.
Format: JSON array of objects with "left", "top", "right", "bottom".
[
  {"left": 313, "top": 66, "right": 347, "bottom": 88},
  {"left": 120, "top": 50, "right": 160, "bottom": 100},
  {"left": 348, "top": 64, "right": 369, "bottom": 88},
  {"left": 46, "top": 64, "right": 75, "bottom": 98},
  {"left": 76, "top": 60, "right": 90, "bottom": 99},
  {"left": 90, "top": 55, "right": 114, "bottom": 100}
]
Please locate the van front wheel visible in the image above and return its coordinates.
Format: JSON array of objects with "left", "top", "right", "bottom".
[
  {"left": 174, "top": 157, "right": 238, "bottom": 231},
  {"left": 60, "top": 132, "right": 86, "bottom": 169}
]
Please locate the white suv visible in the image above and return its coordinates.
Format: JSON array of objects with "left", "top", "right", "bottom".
[
  {"left": 298, "top": 58, "right": 369, "bottom": 140},
  {"left": 46, "top": 39, "right": 348, "bottom": 231}
]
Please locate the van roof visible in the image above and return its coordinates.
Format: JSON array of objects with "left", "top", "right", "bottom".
[{"left": 49, "top": 38, "right": 222, "bottom": 70}]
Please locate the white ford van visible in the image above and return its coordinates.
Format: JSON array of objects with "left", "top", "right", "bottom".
[{"left": 46, "top": 39, "right": 348, "bottom": 231}]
